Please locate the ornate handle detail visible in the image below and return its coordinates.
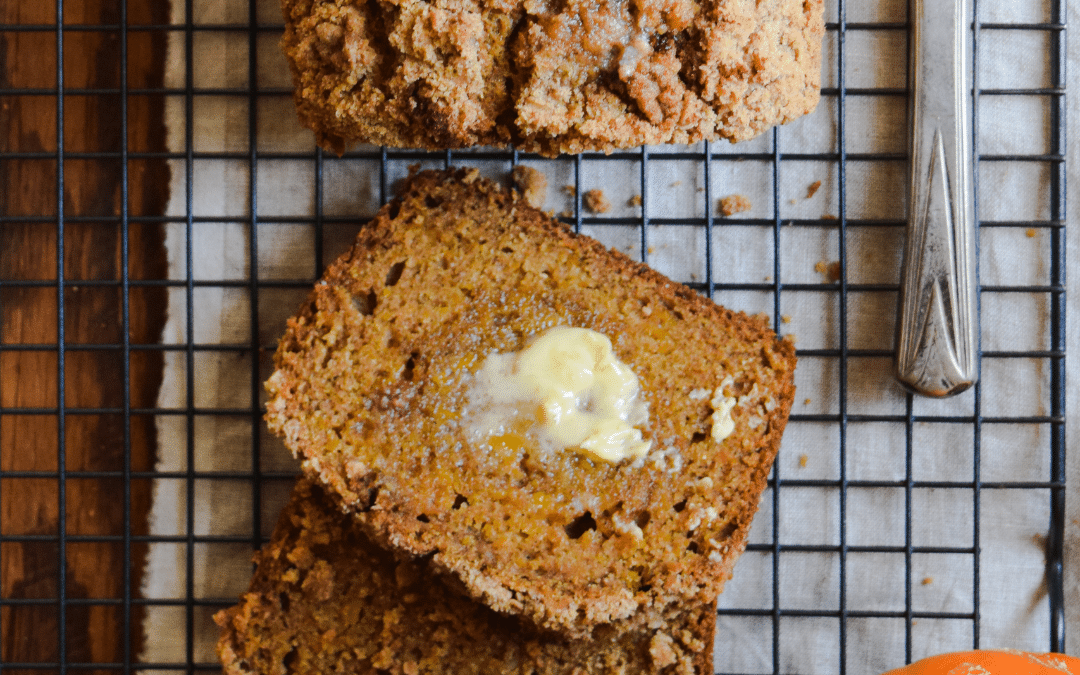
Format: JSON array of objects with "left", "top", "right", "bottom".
[{"left": 895, "top": 0, "right": 979, "bottom": 398}]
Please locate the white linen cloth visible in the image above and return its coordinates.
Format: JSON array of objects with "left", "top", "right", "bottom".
[{"left": 141, "top": 0, "right": 1080, "bottom": 671}]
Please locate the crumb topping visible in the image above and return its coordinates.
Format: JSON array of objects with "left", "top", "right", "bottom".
[{"left": 281, "top": 0, "right": 824, "bottom": 155}]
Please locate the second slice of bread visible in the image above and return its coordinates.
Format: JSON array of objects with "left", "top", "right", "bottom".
[
  {"left": 266, "top": 168, "right": 796, "bottom": 637},
  {"left": 217, "top": 479, "right": 716, "bottom": 675}
]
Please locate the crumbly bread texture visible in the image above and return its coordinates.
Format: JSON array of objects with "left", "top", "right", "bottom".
[
  {"left": 265, "top": 168, "right": 797, "bottom": 636},
  {"left": 280, "top": 0, "right": 823, "bottom": 156},
  {"left": 216, "top": 479, "right": 715, "bottom": 675}
]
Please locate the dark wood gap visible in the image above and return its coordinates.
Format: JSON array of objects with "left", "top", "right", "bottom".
[{"left": 0, "top": 0, "right": 170, "bottom": 665}]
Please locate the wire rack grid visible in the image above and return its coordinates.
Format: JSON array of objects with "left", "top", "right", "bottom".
[{"left": 0, "top": 0, "right": 1067, "bottom": 673}]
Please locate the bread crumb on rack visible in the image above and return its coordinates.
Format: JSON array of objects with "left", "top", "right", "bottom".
[
  {"left": 719, "top": 194, "right": 752, "bottom": 217},
  {"left": 583, "top": 188, "right": 611, "bottom": 214},
  {"left": 628, "top": 194, "right": 643, "bottom": 207},
  {"left": 1026, "top": 228, "right": 1037, "bottom": 238},
  {"left": 798, "top": 454, "right": 808, "bottom": 468},
  {"left": 807, "top": 180, "right": 822, "bottom": 198},
  {"left": 921, "top": 577, "right": 933, "bottom": 586},
  {"left": 511, "top": 165, "right": 547, "bottom": 209},
  {"left": 815, "top": 261, "right": 841, "bottom": 283}
]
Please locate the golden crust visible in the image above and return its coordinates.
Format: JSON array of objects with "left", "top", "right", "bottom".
[
  {"left": 280, "top": 0, "right": 824, "bottom": 156},
  {"left": 265, "top": 168, "right": 797, "bottom": 636},
  {"left": 216, "top": 479, "right": 716, "bottom": 675}
]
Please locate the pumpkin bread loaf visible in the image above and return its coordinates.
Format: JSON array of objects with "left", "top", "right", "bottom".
[
  {"left": 265, "top": 168, "right": 797, "bottom": 636},
  {"left": 279, "top": 0, "right": 824, "bottom": 156},
  {"left": 216, "top": 479, "right": 716, "bottom": 675}
]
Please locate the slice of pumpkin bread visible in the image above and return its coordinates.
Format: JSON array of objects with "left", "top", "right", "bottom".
[
  {"left": 216, "top": 479, "right": 715, "bottom": 675},
  {"left": 265, "top": 167, "right": 796, "bottom": 637}
]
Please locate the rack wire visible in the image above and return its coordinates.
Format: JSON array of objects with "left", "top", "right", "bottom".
[{"left": 0, "top": 0, "right": 1067, "bottom": 673}]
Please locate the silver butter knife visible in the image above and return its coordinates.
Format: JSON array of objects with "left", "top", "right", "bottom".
[{"left": 895, "top": 0, "right": 979, "bottom": 398}]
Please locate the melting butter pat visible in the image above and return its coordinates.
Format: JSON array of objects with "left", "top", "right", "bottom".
[{"left": 470, "top": 327, "right": 651, "bottom": 463}]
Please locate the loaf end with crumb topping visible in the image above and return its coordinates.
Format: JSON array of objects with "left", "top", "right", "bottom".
[{"left": 280, "top": 0, "right": 824, "bottom": 156}]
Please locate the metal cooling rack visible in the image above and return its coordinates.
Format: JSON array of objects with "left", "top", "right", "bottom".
[{"left": 0, "top": 0, "right": 1066, "bottom": 673}]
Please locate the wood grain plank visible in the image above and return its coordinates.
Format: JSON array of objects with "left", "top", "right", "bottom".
[{"left": 0, "top": 0, "right": 170, "bottom": 668}]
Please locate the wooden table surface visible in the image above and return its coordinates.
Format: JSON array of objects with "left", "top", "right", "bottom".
[{"left": 1, "top": 0, "right": 169, "bottom": 666}]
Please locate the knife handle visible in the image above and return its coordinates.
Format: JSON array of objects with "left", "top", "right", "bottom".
[{"left": 895, "top": 0, "right": 979, "bottom": 398}]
